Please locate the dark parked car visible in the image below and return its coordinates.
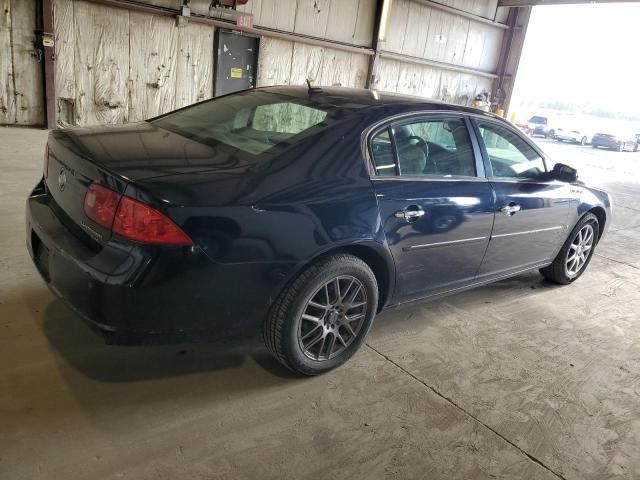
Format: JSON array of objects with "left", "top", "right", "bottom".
[
  {"left": 27, "top": 87, "right": 612, "bottom": 375},
  {"left": 591, "top": 131, "right": 639, "bottom": 152}
]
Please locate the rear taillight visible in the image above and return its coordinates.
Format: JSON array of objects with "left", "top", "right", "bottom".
[
  {"left": 43, "top": 145, "right": 49, "bottom": 179},
  {"left": 84, "top": 183, "right": 121, "bottom": 229},
  {"left": 113, "top": 196, "right": 193, "bottom": 246},
  {"left": 83, "top": 182, "right": 192, "bottom": 246}
]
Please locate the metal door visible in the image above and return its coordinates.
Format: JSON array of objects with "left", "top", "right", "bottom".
[
  {"left": 472, "top": 119, "right": 573, "bottom": 279},
  {"left": 369, "top": 115, "right": 495, "bottom": 303},
  {"left": 214, "top": 31, "right": 259, "bottom": 97}
]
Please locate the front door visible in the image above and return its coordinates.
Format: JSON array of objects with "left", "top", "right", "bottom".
[
  {"left": 369, "top": 115, "right": 495, "bottom": 303},
  {"left": 473, "top": 120, "right": 573, "bottom": 278},
  {"left": 214, "top": 31, "right": 259, "bottom": 97}
]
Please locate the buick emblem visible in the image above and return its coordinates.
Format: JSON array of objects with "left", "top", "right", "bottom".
[{"left": 58, "top": 169, "right": 67, "bottom": 191}]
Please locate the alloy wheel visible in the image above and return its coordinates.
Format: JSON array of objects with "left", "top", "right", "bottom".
[
  {"left": 298, "top": 275, "right": 368, "bottom": 361},
  {"left": 565, "top": 224, "right": 595, "bottom": 277}
]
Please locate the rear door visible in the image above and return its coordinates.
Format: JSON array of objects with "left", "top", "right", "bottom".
[
  {"left": 369, "top": 114, "right": 495, "bottom": 303},
  {"left": 472, "top": 119, "right": 573, "bottom": 279}
]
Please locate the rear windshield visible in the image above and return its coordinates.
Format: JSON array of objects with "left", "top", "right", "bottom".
[{"left": 152, "top": 90, "right": 330, "bottom": 155}]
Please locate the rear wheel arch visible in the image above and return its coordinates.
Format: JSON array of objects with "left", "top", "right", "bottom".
[{"left": 287, "top": 244, "right": 394, "bottom": 312}]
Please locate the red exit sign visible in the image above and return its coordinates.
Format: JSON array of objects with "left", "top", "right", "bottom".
[{"left": 236, "top": 15, "right": 253, "bottom": 28}]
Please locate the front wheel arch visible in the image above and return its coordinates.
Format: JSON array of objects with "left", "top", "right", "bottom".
[{"left": 587, "top": 206, "right": 607, "bottom": 243}]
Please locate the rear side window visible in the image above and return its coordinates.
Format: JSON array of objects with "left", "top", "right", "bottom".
[
  {"left": 477, "top": 122, "right": 546, "bottom": 180},
  {"left": 370, "top": 117, "right": 476, "bottom": 178},
  {"left": 371, "top": 129, "right": 396, "bottom": 176}
]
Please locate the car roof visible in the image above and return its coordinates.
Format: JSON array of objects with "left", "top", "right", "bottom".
[{"left": 259, "top": 85, "right": 506, "bottom": 123}]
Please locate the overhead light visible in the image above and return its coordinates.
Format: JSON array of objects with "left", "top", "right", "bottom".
[{"left": 378, "top": 0, "right": 393, "bottom": 42}]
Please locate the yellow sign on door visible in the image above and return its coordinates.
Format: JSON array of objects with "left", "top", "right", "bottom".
[{"left": 230, "top": 68, "right": 243, "bottom": 79}]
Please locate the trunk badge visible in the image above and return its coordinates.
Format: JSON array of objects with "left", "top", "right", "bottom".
[{"left": 58, "top": 169, "right": 67, "bottom": 192}]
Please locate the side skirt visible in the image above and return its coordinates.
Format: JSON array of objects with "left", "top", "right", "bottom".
[{"left": 384, "top": 261, "right": 552, "bottom": 311}]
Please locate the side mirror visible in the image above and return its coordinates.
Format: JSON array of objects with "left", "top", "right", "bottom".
[{"left": 551, "top": 163, "right": 578, "bottom": 183}]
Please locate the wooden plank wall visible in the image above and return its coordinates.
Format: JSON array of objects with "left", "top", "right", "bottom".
[
  {"left": 375, "top": 0, "right": 504, "bottom": 106},
  {"left": 256, "top": 38, "right": 369, "bottom": 89},
  {"left": 53, "top": 0, "right": 214, "bottom": 127},
  {"left": 237, "top": 0, "right": 376, "bottom": 47},
  {"left": 0, "top": 0, "right": 45, "bottom": 125}
]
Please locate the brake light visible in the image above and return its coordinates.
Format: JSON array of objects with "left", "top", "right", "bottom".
[
  {"left": 83, "top": 183, "right": 192, "bottom": 245},
  {"left": 113, "top": 195, "right": 193, "bottom": 246},
  {"left": 44, "top": 145, "right": 49, "bottom": 179},
  {"left": 84, "top": 183, "right": 121, "bottom": 229}
]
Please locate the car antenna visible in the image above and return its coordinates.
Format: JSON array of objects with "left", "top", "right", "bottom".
[{"left": 306, "top": 79, "right": 322, "bottom": 95}]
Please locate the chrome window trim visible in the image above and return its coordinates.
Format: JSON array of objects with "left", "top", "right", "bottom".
[{"left": 371, "top": 175, "right": 489, "bottom": 183}]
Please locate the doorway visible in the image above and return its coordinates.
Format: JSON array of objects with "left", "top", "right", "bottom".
[{"left": 214, "top": 30, "right": 259, "bottom": 97}]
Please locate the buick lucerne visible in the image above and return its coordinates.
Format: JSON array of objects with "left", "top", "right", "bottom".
[{"left": 27, "top": 87, "right": 612, "bottom": 375}]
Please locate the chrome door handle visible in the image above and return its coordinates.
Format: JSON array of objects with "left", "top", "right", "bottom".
[
  {"left": 500, "top": 204, "right": 521, "bottom": 216},
  {"left": 395, "top": 206, "right": 425, "bottom": 222}
]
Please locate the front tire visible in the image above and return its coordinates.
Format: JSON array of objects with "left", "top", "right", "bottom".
[
  {"left": 540, "top": 213, "right": 599, "bottom": 285},
  {"left": 264, "top": 254, "right": 378, "bottom": 375}
]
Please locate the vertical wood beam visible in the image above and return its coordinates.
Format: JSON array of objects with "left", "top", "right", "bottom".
[
  {"left": 42, "top": 0, "right": 56, "bottom": 128},
  {"left": 492, "top": 6, "right": 531, "bottom": 113},
  {"left": 365, "top": 0, "right": 384, "bottom": 89}
]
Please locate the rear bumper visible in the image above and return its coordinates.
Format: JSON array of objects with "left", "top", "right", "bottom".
[{"left": 26, "top": 183, "right": 296, "bottom": 343}]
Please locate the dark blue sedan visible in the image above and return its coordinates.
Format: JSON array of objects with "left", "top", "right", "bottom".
[{"left": 27, "top": 87, "right": 612, "bottom": 375}]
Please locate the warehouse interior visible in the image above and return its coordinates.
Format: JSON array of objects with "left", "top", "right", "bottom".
[{"left": 1, "top": 1, "right": 640, "bottom": 479}]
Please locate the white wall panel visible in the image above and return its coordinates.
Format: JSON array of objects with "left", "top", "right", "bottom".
[
  {"left": 294, "top": 0, "right": 330, "bottom": 38},
  {"left": 129, "top": 12, "right": 178, "bottom": 122},
  {"left": 53, "top": 0, "right": 76, "bottom": 126},
  {"left": 73, "top": 1, "right": 130, "bottom": 126},
  {"left": 290, "top": 43, "right": 368, "bottom": 88},
  {"left": 381, "top": 0, "right": 503, "bottom": 74},
  {"left": 0, "top": 0, "right": 44, "bottom": 125},
  {"left": 175, "top": 22, "right": 214, "bottom": 108},
  {"left": 375, "top": 57, "right": 492, "bottom": 107},
  {"left": 257, "top": 37, "right": 294, "bottom": 87},
  {"left": 238, "top": 0, "right": 374, "bottom": 47},
  {"left": 0, "top": 0, "right": 15, "bottom": 124}
]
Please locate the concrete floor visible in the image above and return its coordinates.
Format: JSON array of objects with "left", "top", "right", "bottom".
[{"left": 1, "top": 127, "right": 639, "bottom": 480}]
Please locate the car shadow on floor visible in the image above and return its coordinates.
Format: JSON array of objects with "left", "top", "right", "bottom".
[
  {"left": 42, "top": 299, "right": 300, "bottom": 384},
  {"left": 370, "top": 270, "right": 564, "bottom": 336},
  {"left": 41, "top": 271, "right": 563, "bottom": 385}
]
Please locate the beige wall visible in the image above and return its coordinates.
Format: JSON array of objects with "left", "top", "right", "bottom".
[
  {"left": 3, "top": 0, "right": 510, "bottom": 127},
  {"left": 372, "top": 0, "right": 505, "bottom": 104},
  {"left": 53, "top": 0, "right": 214, "bottom": 127},
  {"left": 0, "top": 0, "right": 45, "bottom": 125}
]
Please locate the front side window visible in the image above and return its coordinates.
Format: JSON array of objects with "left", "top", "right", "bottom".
[
  {"left": 370, "top": 117, "right": 476, "bottom": 178},
  {"left": 478, "top": 122, "right": 546, "bottom": 180}
]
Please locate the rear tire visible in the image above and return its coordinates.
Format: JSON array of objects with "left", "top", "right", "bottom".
[
  {"left": 540, "top": 213, "right": 599, "bottom": 285},
  {"left": 264, "top": 254, "right": 378, "bottom": 375}
]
